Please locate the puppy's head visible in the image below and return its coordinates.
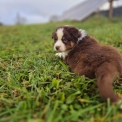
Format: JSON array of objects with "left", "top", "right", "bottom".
[{"left": 52, "top": 26, "right": 81, "bottom": 52}]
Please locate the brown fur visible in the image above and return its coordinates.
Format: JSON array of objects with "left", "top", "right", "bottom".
[{"left": 52, "top": 26, "right": 122, "bottom": 102}]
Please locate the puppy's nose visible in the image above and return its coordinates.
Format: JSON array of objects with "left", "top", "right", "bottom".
[{"left": 56, "top": 46, "right": 60, "bottom": 50}]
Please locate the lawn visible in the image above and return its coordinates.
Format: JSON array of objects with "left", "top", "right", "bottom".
[{"left": 0, "top": 15, "right": 122, "bottom": 122}]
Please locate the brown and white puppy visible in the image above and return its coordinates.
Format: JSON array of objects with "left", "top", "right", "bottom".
[{"left": 52, "top": 25, "right": 122, "bottom": 105}]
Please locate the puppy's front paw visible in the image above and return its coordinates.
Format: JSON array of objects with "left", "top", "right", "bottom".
[
  {"left": 118, "top": 100, "right": 122, "bottom": 109},
  {"left": 55, "top": 53, "right": 62, "bottom": 58}
]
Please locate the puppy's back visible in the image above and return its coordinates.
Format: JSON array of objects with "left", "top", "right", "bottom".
[{"left": 67, "top": 36, "right": 122, "bottom": 77}]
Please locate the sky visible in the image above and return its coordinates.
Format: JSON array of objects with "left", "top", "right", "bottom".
[
  {"left": 0, "top": 0, "right": 122, "bottom": 25},
  {"left": 0, "top": 0, "right": 84, "bottom": 25}
]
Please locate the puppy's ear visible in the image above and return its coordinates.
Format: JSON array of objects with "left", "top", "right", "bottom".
[
  {"left": 67, "top": 26, "right": 81, "bottom": 39},
  {"left": 52, "top": 30, "right": 56, "bottom": 39}
]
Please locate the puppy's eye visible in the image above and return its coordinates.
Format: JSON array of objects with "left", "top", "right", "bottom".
[
  {"left": 54, "top": 38, "right": 57, "bottom": 42},
  {"left": 63, "top": 39, "right": 68, "bottom": 43}
]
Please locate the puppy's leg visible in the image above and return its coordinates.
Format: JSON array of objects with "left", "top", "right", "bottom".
[
  {"left": 97, "top": 73, "right": 120, "bottom": 102},
  {"left": 55, "top": 52, "right": 68, "bottom": 60},
  {"left": 55, "top": 53, "right": 63, "bottom": 58},
  {"left": 96, "top": 64, "right": 120, "bottom": 102}
]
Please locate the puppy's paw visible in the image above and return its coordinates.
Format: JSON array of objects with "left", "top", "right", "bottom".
[
  {"left": 55, "top": 53, "right": 62, "bottom": 58},
  {"left": 118, "top": 100, "right": 122, "bottom": 109}
]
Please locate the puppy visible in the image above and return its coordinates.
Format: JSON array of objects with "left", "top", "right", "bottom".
[{"left": 52, "top": 25, "right": 122, "bottom": 104}]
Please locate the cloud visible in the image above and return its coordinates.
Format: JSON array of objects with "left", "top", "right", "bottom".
[
  {"left": 0, "top": 0, "right": 84, "bottom": 25},
  {"left": 19, "top": 13, "right": 49, "bottom": 24}
]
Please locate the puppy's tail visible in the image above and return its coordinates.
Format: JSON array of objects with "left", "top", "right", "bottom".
[{"left": 96, "top": 63, "right": 120, "bottom": 102}]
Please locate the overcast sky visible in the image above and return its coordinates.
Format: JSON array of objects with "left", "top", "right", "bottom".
[
  {"left": 0, "top": 0, "right": 85, "bottom": 25},
  {"left": 0, "top": 0, "right": 122, "bottom": 25}
]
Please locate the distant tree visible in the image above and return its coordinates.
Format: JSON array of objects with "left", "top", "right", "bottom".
[
  {"left": 0, "top": 22, "right": 4, "bottom": 26},
  {"left": 0, "top": 17, "right": 4, "bottom": 26},
  {"left": 15, "top": 12, "right": 27, "bottom": 25},
  {"left": 50, "top": 15, "right": 59, "bottom": 22}
]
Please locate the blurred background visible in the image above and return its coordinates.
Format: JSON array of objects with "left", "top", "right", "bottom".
[{"left": 0, "top": 0, "right": 122, "bottom": 25}]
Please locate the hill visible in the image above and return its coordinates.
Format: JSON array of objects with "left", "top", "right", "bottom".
[{"left": 0, "top": 16, "right": 122, "bottom": 122}]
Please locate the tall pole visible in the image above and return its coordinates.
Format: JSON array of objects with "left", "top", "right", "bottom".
[{"left": 109, "top": 0, "right": 113, "bottom": 18}]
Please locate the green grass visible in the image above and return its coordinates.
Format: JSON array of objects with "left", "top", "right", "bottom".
[{"left": 0, "top": 15, "right": 122, "bottom": 122}]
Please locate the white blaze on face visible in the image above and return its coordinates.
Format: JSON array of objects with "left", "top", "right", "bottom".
[{"left": 54, "top": 28, "right": 66, "bottom": 52}]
